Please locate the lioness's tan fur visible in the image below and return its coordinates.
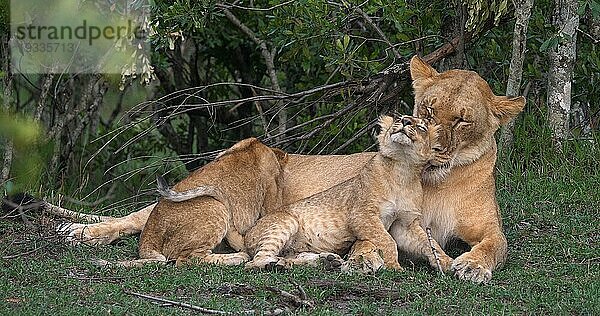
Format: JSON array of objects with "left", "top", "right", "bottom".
[
  {"left": 244, "top": 116, "right": 452, "bottom": 272},
  {"left": 59, "top": 56, "right": 524, "bottom": 283}
]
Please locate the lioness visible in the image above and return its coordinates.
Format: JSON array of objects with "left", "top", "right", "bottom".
[
  {"left": 244, "top": 115, "right": 452, "bottom": 272},
  {"left": 109, "top": 138, "right": 287, "bottom": 266},
  {"left": 59, "top": 56, "right": 524, "bottom": 283}
]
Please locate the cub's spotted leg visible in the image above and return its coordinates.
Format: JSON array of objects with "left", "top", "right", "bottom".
[
  {"left": 94, "top": 251, "right": 250, "bottom": 268},
  {"left": 351, "top": 215, "right": 402, "bottom": 271},
  {"left": 244, "top": 212, "right": 299, "bottom": 270},
  {"left": 341, "top": 240, "right": 385, "bottom": 274},
  {"left": 93, "top": 251, "right": 168, "bottom": 268},
  {"left": 389, "top": 218, "right": 453, "bottom": 272},
  {"left": 178, "top": 251, "right": 250, "bottom": 266}
]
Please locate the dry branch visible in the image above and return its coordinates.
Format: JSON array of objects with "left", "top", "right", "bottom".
[
  {"left": 327, "top": 1, "right": 402, "bottom": 60},
  {"left": 218, "top": 0, "right": 296, "bottom": 12},
  {"left": 426, "top": 227, "right": 444, "bottom": 275},
  {"left": 1, "top": 244, "right": 49, "bottom": 260},
  {"left": 124, "top": 291, "right": 254, "bottom": 315}
]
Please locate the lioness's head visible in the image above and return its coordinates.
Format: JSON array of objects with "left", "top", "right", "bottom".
[
  {"left": 409, "top": 56, "right": 525, "bottom": 183},
  {"left": 377, "top": 115, "right": 441, "bottom": 165}
]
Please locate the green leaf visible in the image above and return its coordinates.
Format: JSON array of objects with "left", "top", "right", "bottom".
[
  {"left": 590, "top": 0, "right": 600, "bottom": 18},
  {"left": 335, "top": 38, "right": 343, "bottom": 51},
  {"left": 539, "top": 37, "right": 558, "bottom": 52}
]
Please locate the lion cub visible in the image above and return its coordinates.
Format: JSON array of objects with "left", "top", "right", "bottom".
[
  {"left": 244, "top": 115, "right": 452, "bottom": 271},
  {"left": 119, "top": 138, "right": 288, "bottom": 267}
]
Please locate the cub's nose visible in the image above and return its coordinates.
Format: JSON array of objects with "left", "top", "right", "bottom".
[{"left": 401, "top": 116, "right": 414, "bottom": 126}]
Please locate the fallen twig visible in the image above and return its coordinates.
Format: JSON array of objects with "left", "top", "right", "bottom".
[
  {"left": 290, "top": 279, "right": 308, "bottom": 301},
  {"left": 426, "top": 227, "right": 444, "bottom": 275},
  {"left": 1, "top": 243, "right": 49, "bottom": 260},
  {"left": 124, "top": 290, "right": 254, "bottom": 315},
  {"left": 265, "top": 285, "right": 314, "bottom": 309}
]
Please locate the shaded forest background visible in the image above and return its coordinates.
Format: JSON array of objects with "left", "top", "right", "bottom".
[{"left": 0, "top": 0, "right": 599, "bottom": 215}]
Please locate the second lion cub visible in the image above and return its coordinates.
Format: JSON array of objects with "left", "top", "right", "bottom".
[{"left": 244, "top": 115, "right": 452, "bottom": 272}]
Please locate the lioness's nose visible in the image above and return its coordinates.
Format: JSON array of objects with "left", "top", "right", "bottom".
[{"left": 401, "top": 116, "right": 413, "bottom": 126}]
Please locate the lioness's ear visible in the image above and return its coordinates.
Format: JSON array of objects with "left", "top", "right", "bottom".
[
  {"left": 271, "top": 148, "right": 289, "bottom": 164},
  {"left": 410, "top": 55, "right": 438, "bottom": 81},
  {"left": 492, "top": 96, "right": 525, "bottom": 125},
  {"left": 410, "top": 56, "right": 439, "bottom": 99}
]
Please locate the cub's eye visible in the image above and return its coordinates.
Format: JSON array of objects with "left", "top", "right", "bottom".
[
  {"left": 432, "top": 145, "right": 444, "bottom": 152},
  {"left": 418, "top": 105, "right": 434, "bottom": 119},
  {"left": 416, "top": 124, "right": 427, "bottom": 132},
  {"left": 426, "top": 106, "right": 434, "bottom": 117}
]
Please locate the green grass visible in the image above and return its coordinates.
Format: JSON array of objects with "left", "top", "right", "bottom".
[{"left": 1, "top": 129, "right": 599, "bottom": 315}]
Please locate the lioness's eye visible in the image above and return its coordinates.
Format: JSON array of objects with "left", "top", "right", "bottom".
[
  {"left": 454, "top": 117, "right": 472, "bottom": 128},
  {"left": 416, "top": 124, "right": 427, "bottom": 132}
]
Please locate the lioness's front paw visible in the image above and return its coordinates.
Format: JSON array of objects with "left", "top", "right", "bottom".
[
  {"left": 57, "top": 222, "right": 117, "bottom": 246},
  {"left": 451, "top": 253, "right": 492, "bottom": 284},
  {"left": 341, "top": 251, "right": 388, "bottom": 274}
]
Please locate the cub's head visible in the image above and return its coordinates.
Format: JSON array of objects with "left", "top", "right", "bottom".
[
  {"left": 410, "top": 56, "right": 525, "bottom": 183},
  {"left": 377, "top": 115, "right": 441, "bottom": 165}
]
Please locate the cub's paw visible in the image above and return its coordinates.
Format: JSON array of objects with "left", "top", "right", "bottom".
[
  {"left": 318, "top": 253, "right": 344, "bottom": 271},
  {"left": 244, "top": 256, "right": 280, "bottom": 270},
  {"left": 439, "top": 254, "right": 454, "bottom": 272},
  {"left": 451, "top": 253, "right": 492, "bottom": 284},
  {"left": 57, "top": 222, "right": 118, "bottom": 246},
  {"left": 341, "top": 251, "right": 387, "bottom": 274},
  {"left": 431, "top": 253, "right": 454, "bottom": 273},
  {"left": 209, "top": 252, "right": 251, "bottom": 266},
  {"left": 226, "top": 252, "right": 251, "bottom": 266}
]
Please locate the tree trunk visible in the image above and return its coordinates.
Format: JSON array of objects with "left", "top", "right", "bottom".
[
  {"left": 499, "top": 0, "right": 534, "bottom": 150},
  {"left": 547, "top": 0, "right": 579, "bottom": 147},
  {"left": 1, "top": 34, "right": 13, "bottom": 185},
  {"left": 440, "top": 2, "right": 467, "bottom": 70}
]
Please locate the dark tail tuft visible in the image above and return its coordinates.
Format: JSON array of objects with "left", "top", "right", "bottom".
[
  {"left": 1, "top": 192, "right": 42, "bottom": 213},
  {"left": 156, "top": 175, "right": 170, "bottom": 196}
]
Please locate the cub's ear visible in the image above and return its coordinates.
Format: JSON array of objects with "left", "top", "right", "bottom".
[
  {"left": 492, "top": 96, "right": 525, "bottom": 125},
  {"left": 410, "top": 56, "right": 439, "bottom": 99},
  {"left": 271, "top": 148, "right": 289, "bottom": 164},
  {"left": 378, "top": 115, "right": 394, "bottom": 132}
]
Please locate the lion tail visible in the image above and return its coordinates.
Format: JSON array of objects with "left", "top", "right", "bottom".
[{"left": 156, "top": 176, "right": 222, "bottom": 202}]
